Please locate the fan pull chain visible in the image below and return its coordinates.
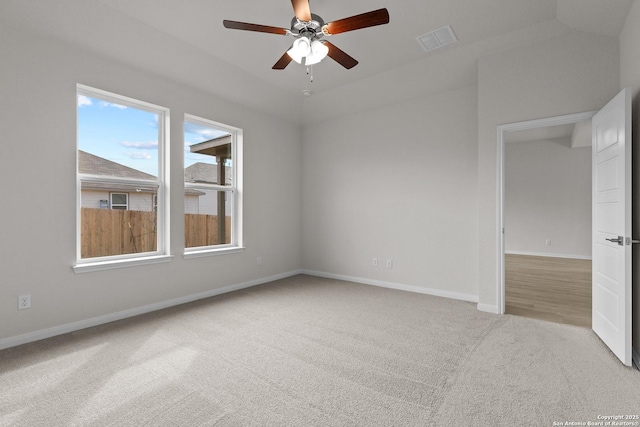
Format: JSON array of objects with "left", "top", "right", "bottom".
[{"left": 306, "top": 65, "right": 313, "bottom": 82}]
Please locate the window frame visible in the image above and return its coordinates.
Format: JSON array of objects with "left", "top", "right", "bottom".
[
  {"left": 110, "top": 192, "right": 129, "bottom": 210},
  {"left": 183, "top": 113, "right": 243, "bottom": 258},
  {"left": 73, "top": 84, "right": 172, "bottom": 273}
]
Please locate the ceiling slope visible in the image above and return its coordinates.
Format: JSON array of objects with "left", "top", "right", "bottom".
[{"left": 0, "top": 0, "right": 633, "bottom": 125}]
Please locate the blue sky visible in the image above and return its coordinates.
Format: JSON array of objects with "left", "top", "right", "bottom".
[
  {"left": 184, "top": 122, "right": 231, "bottom": 168},
  {"left": 78, "top": 95, "right": 229, "bottom": 177}
]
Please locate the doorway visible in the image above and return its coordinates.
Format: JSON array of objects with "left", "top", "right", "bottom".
[
  {"left": 496, "top": 89, "right": 634, "bottom": 367},
  {"left": 497, "top": 111, "right": 597, "bottom": 322}
]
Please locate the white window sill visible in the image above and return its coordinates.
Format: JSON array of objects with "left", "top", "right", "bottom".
[
  {"left": 73, "top": 255, "right": 174, "bottom": 274},
  {"left": 183, "top": 246, "right": 245, "bottom": 260}
]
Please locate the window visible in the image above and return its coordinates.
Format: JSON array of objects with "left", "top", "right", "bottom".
[
  {"left": 75, "top": 85, "right": 170, "bottom": 270},
  {"left": 184, "top": 114, "right": 242, "bottom": 256},
  {"left": 110, "top": 193, "right": 128, "bottom": 210}
]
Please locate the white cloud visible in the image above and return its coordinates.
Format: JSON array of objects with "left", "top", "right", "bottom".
[
  {"left": 123, "top": 151, "right": 152, "bottom": 160},
  {"left": 121, "top": 141, "right": 158, "bottom": 149},
  {"left": 199, "top": 129, "right": 224, "bottom": 138},
  {"left": 184, "top": 122, "right": 229, "bottom": 140},
  {"left": 77, "top": 95, "right": 92, "bottom": 107},
  {"left": 99, "top": 100, "right": 127, "bottom": 110},
  {"left": 184, "top": 139, "right": 205, "bottom": 153}
]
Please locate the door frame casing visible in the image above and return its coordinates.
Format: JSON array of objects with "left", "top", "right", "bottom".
[{"left": 496, "top": 111, "right": 597, "bottom": 315}]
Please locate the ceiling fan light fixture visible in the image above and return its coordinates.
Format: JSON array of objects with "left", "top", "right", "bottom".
[
  {"left": 223, "top": 3, "right": 390, "bottom": 71},
  {"left": 305, "top": 40, "right": 328, "bottom": 65},
  {"left": 287, "top": 36, "right": 311, "bottom": 63}
]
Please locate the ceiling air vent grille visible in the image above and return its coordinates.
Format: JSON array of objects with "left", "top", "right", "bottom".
[{"left": 416, "top": 25, "right": 457, "bottom": 52}]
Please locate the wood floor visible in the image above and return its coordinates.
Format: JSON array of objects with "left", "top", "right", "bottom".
[{"left": 505, "top": 254, "right": 592, "bottom": 328}]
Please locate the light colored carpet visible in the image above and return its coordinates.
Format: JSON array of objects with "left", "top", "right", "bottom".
[{"left": 1, "top": 275, "right": 639, "bottom": 426}]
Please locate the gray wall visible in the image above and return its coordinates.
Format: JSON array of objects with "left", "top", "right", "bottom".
[
  {"left": 0, "top": 24, "right": 302, "bottom": 342},
  {"left": 505, "top": 138, "right": 591, "bottom": 258},
  {"left": 302, "top": 85, "right": 479, "bottom": 300}
]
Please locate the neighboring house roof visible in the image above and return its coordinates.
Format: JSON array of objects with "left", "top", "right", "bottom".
[
  {"left": 79, "top": 150, "right": 203, "bottom": 195},
  {"left": 190, "top": 136, "right": 231, "bottom": 158},
  {"left": 79, "top": 150, "right": 158, "bottom": 193},
  {"left": 184, "top": 162, "right": 232, "bottom": 185},
  {"left": 79, "top": 150, "right": 157, "bottom": 180},
  {"left": 78, "top": 151, "right": 227, "bottom": 195}
]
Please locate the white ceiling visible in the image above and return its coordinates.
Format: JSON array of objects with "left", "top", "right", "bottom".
[{"left": 0, "top": 0, "right": 633, "bottom": 124}]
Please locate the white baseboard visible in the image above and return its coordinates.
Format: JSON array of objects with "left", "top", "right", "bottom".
[
  {"left": 633, "top": 347, "right": 640, "bottom": 371},
  {"left": 0, "top": 270, "right": 302, "bottom": 351},
  {"left": 301, "top": 270, "right": 478, "bottom": 304},
  {"left": 476, "top": 303, "right": 500, "bottom": 314},
  {"left": 505, "top": 251, "right": 592, "bottom": 260}
]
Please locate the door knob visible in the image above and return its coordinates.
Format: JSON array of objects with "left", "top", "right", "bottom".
[{"left": 606, "top": 236, "right": 624, "bottom": 245}]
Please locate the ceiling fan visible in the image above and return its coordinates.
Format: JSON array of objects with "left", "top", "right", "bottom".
[{"left": 223, "top": 0, "right": 389, "bottom": 71}]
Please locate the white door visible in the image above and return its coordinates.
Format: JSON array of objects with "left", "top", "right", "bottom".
[{"left": 592, "top": 88, "right": 632, "bottom": 366}]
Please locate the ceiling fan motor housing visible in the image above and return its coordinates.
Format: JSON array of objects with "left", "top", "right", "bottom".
[{"left": 290, "top": 13, "right": 326, "bottom": 41}]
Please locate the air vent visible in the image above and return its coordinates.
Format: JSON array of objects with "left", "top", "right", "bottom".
[{"left": 416, "top": 25, "right": 457, "bottom": 52}]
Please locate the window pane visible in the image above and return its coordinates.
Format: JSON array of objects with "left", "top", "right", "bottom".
[
  {"left": 184, "top": 122, "right": 232, "bottom": 186},
  {"left": 185, "top": 190, "right": 232, "bottom": 248},
  {"left": 184, "top": 117, "right": 237, "bottom": 251},
  {"left": 77, "top": 88, "right": 165, "bottom": 261},
  {"left": 78, "top": 95, "right": 160, "bottom": 178},
  {"left": 80, "top": 192, "right": 158, "bottom": 258},
  {"left": 111, "top": 193, "right": 127, "bottom": 205}
]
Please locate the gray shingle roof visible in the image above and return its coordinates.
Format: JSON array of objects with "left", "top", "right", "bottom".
[
  {"left": 184, "top": 162, "right": 232, "bottom": 185},
  {"left": 78, "top": 150, "right": 156, "bottom": 180},
  {"left": 78, "top": 151, "right": 230, "bottom": 192}
]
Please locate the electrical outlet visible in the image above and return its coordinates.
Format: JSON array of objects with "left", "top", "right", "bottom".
[
  {"left": 18, "top": 294, "right": 31, "bottom": 310},
  {"left": 386, "top": 259, "right": 393, "bottom": 269},
  {"left": 257, "top": 256, "right": 263, "bottom": 266},
  {"left": 372, "top": 258, "right": 378, "bottom": 267}
]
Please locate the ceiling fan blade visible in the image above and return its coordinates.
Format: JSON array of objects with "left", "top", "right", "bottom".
[
  {"left": 291, "top": 0, "right": 311, "bottom": 21},
  {"left": 273, "top": 49, "right": 294, "bottom": 70},
  {"left": 223, "top": 20, "right": 287, "bottom": 35},
  {"left": 291, "top": 0, "right": 312, "bottom": 21},
  {"left": 323, "top": 8, "right": 389, "bottom": 35},
  {"left": 324, "top": 41, "right": 358, "bottom": 69}
]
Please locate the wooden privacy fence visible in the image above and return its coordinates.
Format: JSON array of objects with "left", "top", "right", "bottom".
[
  {"left": 184, "top": 213, "right": 231, "bottom": 248},
  {"left": 82, "top": 208, "right": 157, "bottom": 258},
  {"left": 81, "top": 208, "right": 231, "bottom": 258}
]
